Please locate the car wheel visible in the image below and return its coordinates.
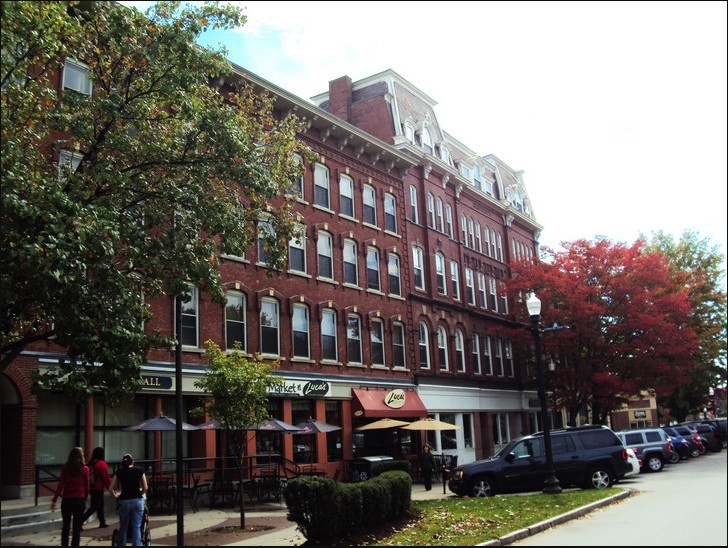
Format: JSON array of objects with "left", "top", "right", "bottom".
[
  {"left": 471, "top": 477, "right": 496, "bottom": 497},
  {"left": 668, "top": 451, "right": 680, "bottom": 464},
  {"left": 690, "top": 447, "right": 700, "bottom": 458},
  {"left": 585, "top": 466, "right": 614, "bottom": 489},
  {"left": 645, "top": 455, "right": 664, "bottom": 472}
]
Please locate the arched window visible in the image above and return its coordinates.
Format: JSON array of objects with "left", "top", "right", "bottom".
[
  {"left": 346, "top": 314, "right": 362, "bottom": 364},
  {"left": 321, "top": 308, "right": 338, "bottom": 362},
  {"left": 225, "top": 290, "right": 246, "bottom": 351},
  {"left": 435, "top": 252, "right": 446, "bottom": 295},
  {"left": 292, "top": 303, "right": 310, "bottom": 358},
  {"left": 455, "top": 330, "right": 466, "bottom": 372},
  {"left": 384, "top": 193, "right": 397, "bottom": 233},
  {"left": 317, "top": 231, "right": 334, "bottom": 280},
  {"left": 339, "top": 174, "right": 355, "bottom": 217},
  {"left": 314, "top": 163, "right": 330, "bottom": 208},
  {"left": 260, "top": 298, "right": 279, "bottom": 356},
  {"left": 418, "top": 322, "right": 431, "bottom": 370},
  {"left": 370, "top": 318, "right": 385, "bottom": 367},
  {"left": 388, "top": 253, "right": 401, "bottom": 297},
  {"left": 437, "top": 326, "right": 449, "bottom": 371}
]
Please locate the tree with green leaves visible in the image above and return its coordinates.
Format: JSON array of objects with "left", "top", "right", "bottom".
[
  {"left": 1, "top": 1, "right": 310, "bottom": 405},
  {"left": 642, "top": 230, "right": 727, "bottom": 422},
  {"left": 506, "top": 238, "right": 700, "bottom": 425},
  {"left": 193, "top": 339, "right": 281, "bottom": 528}
]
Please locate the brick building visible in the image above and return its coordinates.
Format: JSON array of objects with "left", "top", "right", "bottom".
[{"left": 1, "top": 57, "right": 545, "bottom": 498}]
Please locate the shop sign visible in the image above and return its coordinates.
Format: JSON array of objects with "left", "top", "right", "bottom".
[
  {"left": 269, "top": 379, "right": 331, "bottom": 397},
  {"left": 634, "top": 410, "right": 647, "bottom": 419},
  {"left": 384, "top": 388, "right": 406, "bottom": 409},
  {"left": 142, "top": 375, "right": 172, "bottom": 389}
]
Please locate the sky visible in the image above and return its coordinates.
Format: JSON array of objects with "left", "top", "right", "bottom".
[{"left": 124, "top": 1, "right": 727, "bottom": 273}]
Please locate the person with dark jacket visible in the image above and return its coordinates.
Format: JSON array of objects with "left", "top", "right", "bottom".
[
  {"left": 111, "top": 453, "right": 148, "bottom": 546},
  {"left": 419, "top": 443, "right": 437, "bottom": 491},
  {"left": 81, "top": 447, "right": 112, "bottom": 528},
  {"left": 50, "top": 447, "right": 90, "bottom": 546}
]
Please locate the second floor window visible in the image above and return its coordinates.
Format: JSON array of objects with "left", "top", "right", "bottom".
[
  {"left": 225, "top": 291, "right": 246, "bottom": 351},
  {"left": 437, "top": 326, "right": 449, "bottom": 371},
  {"left": 260, "top": 299, "right": 279, "bottom": 356},
  {"left": 451, "top": 260, "right": 461, "bottom": 300},
  {"left": 418, "top": 322, "right": 431, "bottom": 370},
  {"left": 343, "top": 239, "right": 358, "bottom": 286},
  {"left": 366, "top": 247, "right": 381, "bottom": 291},
  {"left": 370, "top": 318, "right": 385, "bottom": 366},
  {"left": 62, "top": 59, "right": 92, "bottom": 95},
  {"left": 292, "top": 304, "right": 310, "bottom": 358},
  {"left": 413, "top": 246, "right": 425, "bottom": 290},
  {"left": 180, "top": 286, "right": 198, "bottom": 347},
  {"left": 363, "top": 185, "right": 376, "bottom": 225},
  {"left": 321, "top": 309, "right": 338, "bottom": 361},
  {"left": 314, "top": 163, "right": 330, "bottom": 209},
  {"left": 289, "top": 225, "right": 306, "bottom": 273},
  {"left": 455, "top": 330, "right": 466, "bottom": 372},
  {"left": 392, "top": 322, "right": 406, "bottom": 368},
  {"left": 409, "top": 185, "right": 419, "bottom": 223},
  {"left": 471, "top": 333, "right": 482, "bottom": 375},
  {"left": 347, "top": 314, "right": 362, "bottom": 364},
  {"left": 465, "top": 268, "right": 475, "bottom": 305},
  {"left": 317, "top": 231, "right": 334, "bottom": 280},
  {"left": 384, "top": 194, "right": 397, "bottom": 233},
  {"left": 388, "top": 254, "right": 401, "bottom": 296},
  {"left": 340, "top": 174, "right": 354, "bottom": 217},
  {"left": 257, "top": 216, "right": 275, "bottom": 265},
  {"left": 435, "top": 252, "right": 446, "bottom": 294}
]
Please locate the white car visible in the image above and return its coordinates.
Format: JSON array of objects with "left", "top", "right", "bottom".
[{"left": 624, "top": 447, "right": 641, "bottom": 477}]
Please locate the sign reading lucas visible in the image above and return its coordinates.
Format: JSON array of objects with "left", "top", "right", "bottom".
[
  {"left": 269, "top": 379, "right": 331, "bottom": 397},
  {"left": 384, "top": 388, "right": 406, "bottom": 409}
]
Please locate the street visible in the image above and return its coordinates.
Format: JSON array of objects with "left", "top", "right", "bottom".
[{"left": 512, "top": 451, "right": 727, "bottom": 546}]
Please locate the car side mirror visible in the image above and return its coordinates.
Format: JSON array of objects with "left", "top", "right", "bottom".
[{"left": 505, "top": 453, "right": 516, "bottom": 463}]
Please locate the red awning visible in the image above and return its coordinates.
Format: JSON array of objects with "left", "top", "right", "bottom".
[{"left": 351, "top": 388, "right": 428, "bottom": 419}]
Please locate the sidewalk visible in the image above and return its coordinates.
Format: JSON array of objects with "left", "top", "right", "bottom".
[{"left": 0, "top": 483, "right": 457, "bottom": 547}]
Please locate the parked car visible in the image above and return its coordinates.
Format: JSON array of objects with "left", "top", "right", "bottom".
[
  {"left": 623, "top": 447, "right": 641, "bottom": 477},
  {"left": 682, "top": 421, "right": 725, "bottom": 452},
  {"left": 448, "top": 425, "right": 631, "bottom": 497},
  {"left": 670, "top": 424, "right": 705, "bottom": 456},
  {"left": 616, "top": 428, "right": 674, "bottom": 472},
  {"left": 661, "top": 426, "right": 695, "bottom": 460}
]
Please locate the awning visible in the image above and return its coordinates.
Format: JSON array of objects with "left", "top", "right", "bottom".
[{"left": 351, "top": 388, "right": 428, "bottom": 419}]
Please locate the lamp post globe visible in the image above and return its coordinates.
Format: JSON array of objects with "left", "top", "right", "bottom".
[{"left": 527, "top": 292, "right": 562, "bottom": 494}]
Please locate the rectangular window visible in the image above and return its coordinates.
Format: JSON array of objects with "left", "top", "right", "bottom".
[
  {"left": 471, "top": 334, "right": 482, "bottom": 375},
  {"left": 468, "top": 218, "right": 475, "bottom": 249},
  {"left": 347, "top": 315, "right": 362, "bottom": 364},
  {"left": 370, "top": 319, "right": 385, "bottom": 366},
  {"left": 292, "top": 304, "right": 310, "bottom": 358},
  {"left": 388, "top": 254, "right": 401, "bottom": 296},
  {"left": 260, "top": 299, "right": 279, "bottom": 355},
  {"left": 317, "top": 232, "right": 334, "bottom": 280},
  {"left": 225, "top": 291, "right": 246, "bottom": 351},
  {"left": 363, "top": 185, "right": 376, "bottom": 225},
  {"left": 435, "top": 253, "right": 446, "bottom": 295},
  {"left": 257, "top": 217, "right": 275, "bottom": 265},
  {"left": 450, "top": 260, "right": 460, "bottom": 300},
  {"left": 445, "top": 205, "right": 453, "bottom": 238},
  {"left": 495, "top": 337, "right": 504, "bottom": 376},
  {"left": 392, "top": 322, "right": 405, "bottom": 368},
  {"left": 343, "top": 239, "right": 358, "bottom": 286},
  {"left": 460, "top": 214, "right": 467, "bottom": 245},
  {"left": 474, "top": 221, "right": 482, "bottom": 252},
  {"left": 463, "top": 413, "right": 473, "bottom": 448},
  {"left": 314, "top": 163, "right": 330, "bottom": 209},
  {"left": 290, "top": 152, "right": 304, "bottom": 199},
  {"left": 484, "top": 227, "right": 492, "bottom": 257},
  {"left": 438, "top": 327, "right": 449, "bottom": 371},
  {"left": 384, "top": 194, "right": 397, "bottom": 233},
  {"left": 477, "top": 273, "right": 487, "bottom": 308},
  {"left": 419, "top": 323, "right": 430, "bottom": 370},
  {"left": 427, "top": 193, "right": 435, "bottom": 228},
  {"left": 321, "top": 309, "right": 338, "bottom": 361},
  {"left": 180, "top": 286, "right": 198, "bottom": 347},
  {"left": 366, "top": 247, "right": 380, "bottom": 291},
  {"left": 58, "top": 150, "right": 82, "bottom": 179},
  {"left": 465, "top": 268, "right": 475, "bottom": 305},
  {"left": 492, "top": 413, "right": 510, "bottom": 446},
  {"left": 504, "top": 340, "right": 514, "bottom": 377},
  {"left": 488, "top": 277, "right": 498, "bottom": 311},
  {"left": 409, "top": 186, "right": 419, "bottom": 224},
  {"left": 483, "top": 335, "right": 493, "bottom": 375},
  {"left": 339, "top": 174, "right": 354, "bottom": 217},
  {"left": 435, "top": 198, "right": 444, "bottom": 233},
  {"left": 413, "top": 247, "right": 425, "bottom": 290},
  {"left": 289, "top": 225, "right": 306, "bottom": 273},
  {"left": 62, "top": 59, "right": 91, "bottom": 95},
  {"left": 455, "top": 331, "right": 465, "bottom": 372}
]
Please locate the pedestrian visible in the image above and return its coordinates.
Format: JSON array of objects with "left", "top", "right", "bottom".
[
  {"left": 81, "top": 447, "right": 112, "bottom": 528},
  {"left": 419, "top": 443, "right": 437, "bottom": 491},
  {"left": 50, "top": 447, "right": 90, "bottom": 547},
  {"left": 110, "top": 453, "right": 148, "bottom": 547}
]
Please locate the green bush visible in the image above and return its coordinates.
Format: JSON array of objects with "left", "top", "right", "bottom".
[{"left": 371, "top": 459, "right": 411, "bottom": 476}]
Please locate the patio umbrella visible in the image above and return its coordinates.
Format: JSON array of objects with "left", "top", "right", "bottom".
[
  {"left": 355, "top": 418, "right": 410, "bottom": 431},
  {"left": 293, "top": 418, "right": 342, "bottom": 434},
  {"left": 401, "top": 417, "right": 460, "bottom": 431},
  {"left": 195, "top": 418, "right": 222, "bottom": 430},
  {"left": 247, "top": 418, "right": 302, "bottom": 432},
  {"left": 123, "top": 415, "right": 199, "bottom": 431}
]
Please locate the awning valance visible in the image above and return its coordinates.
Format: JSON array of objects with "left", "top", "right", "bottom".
[{"left": 351, "top": 388, "right": 428, "bottom": 419}]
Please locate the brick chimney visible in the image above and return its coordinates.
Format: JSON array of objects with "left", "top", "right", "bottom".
[{"left": 329, "top": 76, "right": 352, "bottom": 122}]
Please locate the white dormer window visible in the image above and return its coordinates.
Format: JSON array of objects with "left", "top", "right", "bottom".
[
  {"left": 473, "top": 164, "right": 482, "bottom": 190},
  {"left": 421, "top": 128, "right": 433, "bottom": 155},
  {"left": 512, "top": 189, "right": 525, "bottom": 213},
  {"left": 404, "top": 122, "right": 415, "bottom": 142},
  {"left": 440, "top": 145, "right": 451, "bottom": 165},
  {"left": 459, "top": 163, "right": 471, "bottom": 180}
]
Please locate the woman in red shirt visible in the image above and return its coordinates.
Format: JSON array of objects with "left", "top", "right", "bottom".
[
  {"left": 81, "top": 447, "right": 112, "bottom": 528},
  {"left": 51, "top": 447, "right": 89, "bottom": 547}
]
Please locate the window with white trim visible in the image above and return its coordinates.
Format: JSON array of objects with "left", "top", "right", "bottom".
[
  {"left": 257, "top": 216, "right": 275, "bottom": 265},
  {"left": 366, "top": 247, "right": 381, "bottom": 291},
  {"left": 260, "top": 298, "right": 279, "bottom": 356},
  {"left": 473, "top": 164, "right": 482, "bottom": 190},
  {"left": 488, "top": 277, "right": 498, "bottom": 311},
  {"left": 321, "top": 308, "right": 338, "bottom": 361},
  {"left": 409, "top": 185, "right": 419, "bottom": 224},
  {"left": 435, "top": 252, "right": 446, "bottom": 295},
  {"left": 484, "top": 226, "right": 493, "bottom": 257},
  {"left": 58, "top": 150, "right": 82, "bottom": 179},
  {"left": 62, "top": 59, "right": 91, "bottom": 95},
  {"left": 450, "top": 260, "right": 461, "bottom": 301},
  {"left": 437, "top": 326, "right": 449, "bottom": 371},
  {"left": 496, "top": 233, "right": 504, "bottom": 262},
  {"left": 412, "top": 246, "right": 425, "bottom": 290},
  {"left": 499, "top": 280, "right": 509, "bottom": 314},
  {"left": 317, "top": 231, "right": 334, "bottom": 280},
  {"left": 392, "top": 322, "right": 406, "bottom": 368},
  {"left": 468, "top": 218, "right": 475, "bottom": 248},
  {"left": 422, "top": 128, "right": 433, "bottom": 154},
  {"left": 465, "top": 268, "right": 475, "bottom": 305},
  {"left": 290, "top": 152, "right": 304, "bottom": 199},
  {"left": 445, "top": 204, "right": 453, "bottom": 238},
  {"left": 455, "top": 329, "right": 466, "bottom": 372},
  {"left": 460, "top": 214, "right": 467, "bottom": 245},
  {"left": 471, "top": 333, "right": 482, "bottom": 375},
  {"left": 435, "top": 197, "right": 444, "bottom": 233},
  {"left": 492, "top": 413, "right": 511, "bottom": 446},
  {"left": 477, "top": 272, "right": 487, "bottom": 308},
  {"left": 384, "top": 193, "right": 397, "bottom": 233},
  {"left": 346, "top": 314, "right": 362, "bottom": 364},
  {"left": 427, "top": 193, "right": 436, "bottom": 228},
  {"left": 370, "top": 318, "right": 385, "bottom": 366},
  {"left": 339, "top": 174, "right": 355, "bottom": 217},
  {"left": 314, "top": 163, "right": 330, "bottom": 209},
  {"left": 483, "top": 335, "right": 493, "bottom": 375},
  {"left": 288, "top": 223, "right": 306, "bottom": 273},
  {"left": 343, "top": 238, "right": 358, "bottom": 286},
  {"left": 418, "top": 322, "right": 431, "bottom": 370},
  {"left": 225, "top": 290, "right": 246, "bottom": 351},
  {"left": 363, "top": 184, "right": 376, "bottom": 225},
  {"left": 180, "top": 285, "right": 199, "bottom": 347},
  {"left": 292, "top": 303, "right": 310, "bottom": 358},
  {"left": 504, "top": 339, "right": 514, "bottom": 377},
  {"left": 495, "top": 337, "right": 504, "bottom": 376},
  {"left": 474, "top": 221, "right": 482, "bottom": 252},
  {"left": 388, "top": 253, "right": 401, "bottom": 297}
]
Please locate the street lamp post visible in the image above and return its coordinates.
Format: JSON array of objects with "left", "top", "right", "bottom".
[
  {"left": 175, "top": 294, "right": 185, "bottom": 545},
  {"left": 526, "top": 292, "right": 562, "bottom": 495}
]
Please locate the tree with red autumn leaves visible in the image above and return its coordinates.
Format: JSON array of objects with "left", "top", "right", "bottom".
[{"left": 504, "top": 238, "right": 700, "bottom": 426}]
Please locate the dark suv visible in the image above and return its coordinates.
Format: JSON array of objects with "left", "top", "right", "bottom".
[{"left": 448, "top": 425, "right": 630, "bottom": 497}]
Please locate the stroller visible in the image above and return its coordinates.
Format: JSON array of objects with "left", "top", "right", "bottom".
[{"left": 111, "top": 499, "right": 151, "bottom": 546}]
